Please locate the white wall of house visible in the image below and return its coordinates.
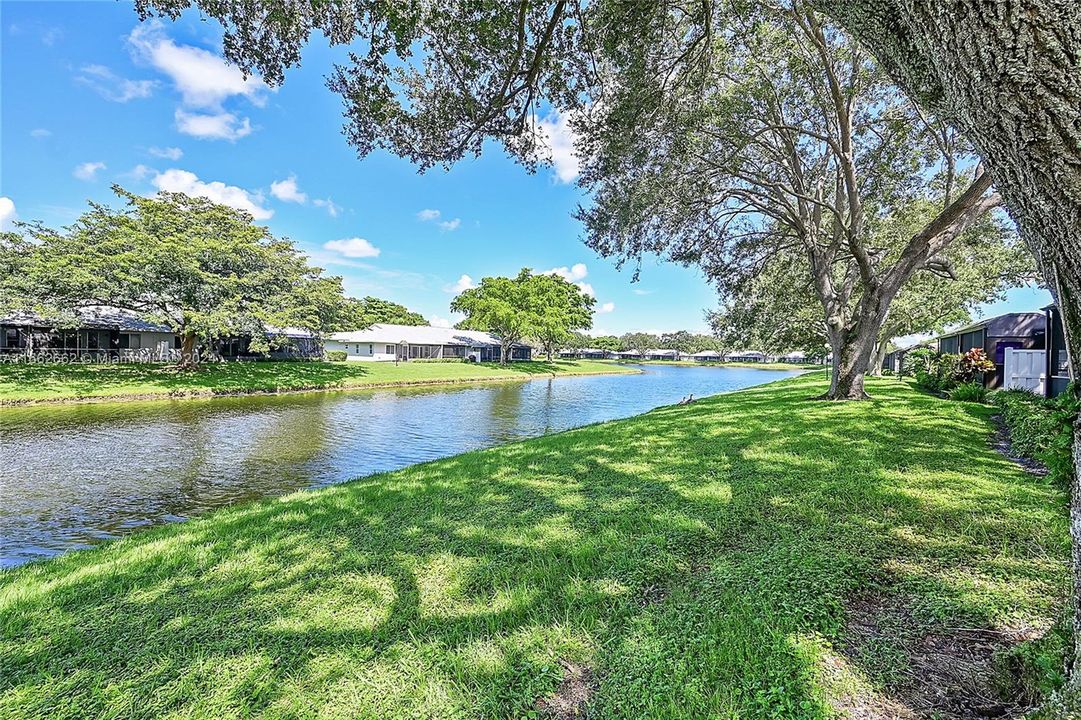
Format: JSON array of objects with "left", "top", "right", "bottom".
[{"left": 325, "top": 338, "right": 398, "bottom": 362}]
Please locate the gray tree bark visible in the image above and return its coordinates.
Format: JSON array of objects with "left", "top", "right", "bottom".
[{"left": 815, "top": 0, "right": 1081, "bottom": 696}]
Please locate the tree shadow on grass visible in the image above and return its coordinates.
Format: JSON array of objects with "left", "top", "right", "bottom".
[{"left": 0, "top": 376, "right": 1067, "bottom": 718}]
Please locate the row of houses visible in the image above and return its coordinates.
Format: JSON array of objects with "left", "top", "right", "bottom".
[
  {"left": 883, "top": 305, "right": 1071, "bottom": 398},
  {"left": 558, "top": 348, "right": 816, "bottom": 363},
  {"left": 0, "top": 310, "right": 533, "bottom": 363}
]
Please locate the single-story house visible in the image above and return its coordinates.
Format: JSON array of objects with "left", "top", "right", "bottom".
[
  {"left": 689, "top": 350, "right": 723, "bottom": 362},
  {"left": 881, "top": 342, "right": 934, "bottom": 375},
  {"left": 936, "top": 312, "right": 1046, "bottom": 389},
  {"left": 0, "top": 307, "right": 178, "bottom": 361},
  {"left": 610, "top": 350, "right": 644, "bottom": 360},
  {"left": 777, "top": 351, "right": 807, "bottom": 364},
  {"left": 215, "top": 327, "right": 322, "bottom": 360},
  {"left": 558, "top": 347, "right": 609, "bottom": 360},
  {"left": 645, "top": 348, "right": 680, "bottom": 361},
  {"left": 728, "top": 350, "right": 766, "bottom": 363},
  {"left": 325, "top": 323, "right": 531, "bottom": 362}
]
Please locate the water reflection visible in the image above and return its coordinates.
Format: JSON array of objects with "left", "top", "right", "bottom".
[{"left": 0, "top": 364, "right": 801, "bottom": 567}]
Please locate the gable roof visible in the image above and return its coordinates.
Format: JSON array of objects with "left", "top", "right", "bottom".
[
  {"left": 329, "top": 323, "right": 515, "bottom": 348},
  {"left": 939, "top": 312, "right": 1045, "bottom": 339},
  {"left": 0, "top": 306, "right": 173, "bottom": 333}
]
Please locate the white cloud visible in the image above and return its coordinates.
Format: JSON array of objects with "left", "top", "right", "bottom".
[
  {"left": 128, "top": 21, "right": 265, "bottom": 110},
  {"left": 174, "top": 109, "right": 252, "bottom": 141},
  {"left": 324, "top": 237, "right": 381, "bottom": 258},
  {"left": 73, "top": 161, "right": 106, "bottom": 181},
  {"left": 430, "top": 315, "right": 453, "bottom": 328},
  {"left": 417, "top": 208, "right": 441, "bottom": 221},
  {"left": 596, "top": 301, "right": 616, "bottom": 314},
  {"left": 30, "top": 128, "right": 51, "bottom": 139},
  {"left": 313, "top": 198, "right": 342, "bottom": 217},
  {"left": 77, "top": 64, "right": 156, "bottom": 102},
  {"left": 129, "top": 164, "right": 153, "bottom": 180},
  {"left": 542, "top": 263, "right": 588, "bottom": 282},
  {"left": 438, "top": 218, "right": 461, "bottom": 232},
  {"left": 152, "top": 168, "right": 273, "bottom": 220},
  {"left": 270, "top": 176, "right": 307, "bottom": 204},
  {"left": 148, "top": 146, "right": 182, "bottom": 160},
  {"left": 536, "top": 110, "right": 580, "bottom": 184},
  {"left": 576, "top": 282, "right": 596, "bottom": 297},
  {"left": 446, "top": 274, "right": 477, "bottom": 293},
  {"left": 632, "top": 288, "right": 654, "bottom": 296},
  {"left": 0, "top": 197, "right": 16, "bottom": 230}
]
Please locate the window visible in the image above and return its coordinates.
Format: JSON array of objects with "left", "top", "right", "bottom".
[
  {"left": 386, "top": 345, "right": 394, "bottom": 355},
  {"left": 960, "top": 330, "right": 984, "bottom": 352},
  {"left": 85, "top": 331, "right": 99, "bottom": 349},
  {"left": 939, "top": 336, "right": 959, "bottom": 354},
  {"left": 369, "top": 344, "right": 373, "bottom": 354},
  {"left": 1054, "top": 350, "right": 1069, "bottom": 375},
  {"left": 120, "top": 334, "right": 141, "bottom": 350}
]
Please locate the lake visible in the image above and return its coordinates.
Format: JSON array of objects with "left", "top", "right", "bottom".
[{"left": 0, "top": 363, "right": 805, "bottom": 567}]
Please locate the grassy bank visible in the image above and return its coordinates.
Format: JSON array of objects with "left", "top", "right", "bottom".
[
  {"left": 0, "top": 359, "right": 635, "bottom": 405},
  {"left": 0, "top": 376, "right": 1068, "bottom": 718}
]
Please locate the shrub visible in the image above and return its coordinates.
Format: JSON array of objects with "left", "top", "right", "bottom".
[
  {"left": 949, "top": 381, "right": 988, "bottom": 403},
  {"left": 411, "top": 358, "right": 469, "bottom": 363},
  {"left": 958, "top": 348, "right": 995, "bottom": 382},
  {"left": 912, "top": 350, "right": 972, "bottom": 394},
  {"left": 325, "top": 350, "right": 348, "bottom": 362},
  {"left": 992, "top": 383, "right": 1078, "bottom": 488}
]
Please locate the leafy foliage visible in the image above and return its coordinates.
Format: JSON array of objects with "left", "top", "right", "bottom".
[
  {"left": 948, "top": 381, "right": 988, "bottom": 403},
  {"left": 992, "top": 385, "right": 1079, "bottom": 489},
  {"left": 7, "top": 187, "right": 355, "bottom": 365},
  {"left": 325, "top": 350, "right": 347, "bottom": 362},
  {"left": 451, "top": 269, "right": 594, "bottom": 364},
  {"left": 346, "top": 296, "right": 427, "bottom": 328}
]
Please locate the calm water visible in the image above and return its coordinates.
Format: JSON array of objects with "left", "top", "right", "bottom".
[{"left": 0, "top": 364, "right": 801, "bottom": 568}]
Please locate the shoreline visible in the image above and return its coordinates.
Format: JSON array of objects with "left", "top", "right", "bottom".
[{"left": 0, "top": 364, "right": 642, "bottom": 407}]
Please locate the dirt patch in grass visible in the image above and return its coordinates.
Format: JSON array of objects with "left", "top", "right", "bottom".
[
  {"left": 990, "top": 414, "right": 1049, "bottom": 478},
  {"left": 836, "top": 594, "right": 1040, "bottom": 719},
  {"left": 535, "top": 661, "right": 597, "bottom": 719}
]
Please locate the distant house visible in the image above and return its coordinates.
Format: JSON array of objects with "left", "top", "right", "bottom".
[
  {"left": 689, "top": 350, "right": 723, "bottom": 362},
  {"left": 881, "top": 342, "right": 934, "bottom": 375},
  {"left": 610, "top": 350, "right": 644, "bottom": 361},
  {"left": 216, "top": 327, "right": 322, "bottom": 360},
  {"left": 936, "top": 312, "right": 1046, "bottom": 389},
  {"left": 559, "top": 347, "right": 609, "bottom": 360},
  {"left": 325, "top": 323, "right": 531, "bottom": 362},
  {"left": 0, "top": 307, "right": 324, "bottom": 362},
  {"left": 0, "top": 307, "right": 178, "bottom": 361},
  {"left": 645, "top": 348, "right": 680, "bottom": 361},
  {"left": 728, "top": 350, "right": 766, "bottom": 363},
  {"left": 777, "top": 351, "right": 807, "bottom": 364}
]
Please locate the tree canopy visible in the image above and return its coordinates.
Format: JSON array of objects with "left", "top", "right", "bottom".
[
  {"left": 344, "top": 296, "right": 427, "bottom": 328},
  {"left": 450, "top": 268, "right": 594, "bottom": 364},
  {"left": 7, "top": 187, "right": 355, "bottom": 365}
]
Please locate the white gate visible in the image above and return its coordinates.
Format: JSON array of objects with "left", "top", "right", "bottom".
[{"left": 1003, "top": 347, "right": 1046, "bottom": 394}]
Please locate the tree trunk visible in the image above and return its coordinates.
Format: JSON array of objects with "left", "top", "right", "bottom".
[
  {"left": 823, "top": 324, "right": 877, "bottom": 400},
  {"left": 814, "top": 0, "right": 1081, "bottom": 698},
  {"left": 867, "top": 339, "right": 889, "bottom": 377},
  {"left": 500, "top": 343, "right": 508, "bottom": 365},
  {"left": 177, "top": 330, "right": 197, "bottom": 369}
]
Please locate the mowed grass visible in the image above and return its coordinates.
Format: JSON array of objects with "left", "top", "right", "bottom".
[
  {"left": 0, "top": 376, "right": 1068, "bottom": 718},
  {"left": 0, "top": 359, "right": 634, "bottom": 404}
]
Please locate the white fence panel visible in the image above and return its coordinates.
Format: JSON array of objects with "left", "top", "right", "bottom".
[{"left": 1004, "top": 347, "right": 1046, "bottom": 394}]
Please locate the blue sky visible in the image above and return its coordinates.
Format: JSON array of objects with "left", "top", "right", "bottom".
[{"left": 0, "top": 1, "right": 1049, "bottom": 337}]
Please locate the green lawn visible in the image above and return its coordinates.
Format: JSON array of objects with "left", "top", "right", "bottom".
[
  {"left": 0, "top": 376, "right": 1068, "bottom": 718},
  {"left": 0, "top": 359, "right": 635, "bottom": 404}
]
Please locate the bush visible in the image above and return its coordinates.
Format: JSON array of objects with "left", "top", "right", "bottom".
[
  {"left": 411, "top": 358, "right": 469, "bottom": 363},
  {"left": 325, "top": 350, "right": 348, "bottom": 362},
  {"left": 949, "top": 381, "right": 988, "bottom": 403},
  {"left": 911, "top": 350, "right": 970, "bottom": 394},
  {"left": 958, "top": 348, "right": 995, "bottom": 382},
  {"left": 992, "top": 383, "right": 1078, "bottom": 488}
]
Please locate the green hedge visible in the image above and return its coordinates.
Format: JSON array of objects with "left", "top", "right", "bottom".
[
  {"left": 992, "top": 384, "right": 1078, "bottom": 488},
  {"left": 325, "top": 350, "right": 348, "bottom": 362},
  {"left": 410, "top": 358, "right": 470, "bottom": 363}
]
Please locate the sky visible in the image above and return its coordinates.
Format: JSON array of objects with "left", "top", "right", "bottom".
[{"left": 0, "top": 1, "right": 1050, "bottom": 339}]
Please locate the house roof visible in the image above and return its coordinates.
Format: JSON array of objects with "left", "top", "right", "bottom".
[
  {"left": 0, "top": 306, "right": 173, "bottom": 333},
  {"left": 329, "top": 323, "right": 514, "bottom": 348},
  {"left": 730, "top": 349, "right": 765, "bottom": 357},
  {"left": 645, "top": 348, "right": 679, "bottom": 356},
  {"left": 690, "top": 350, "right": 722, "bottom": 357},
  {"left": 938, "top": 312, "right": 1045, "bottom": 340}
]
